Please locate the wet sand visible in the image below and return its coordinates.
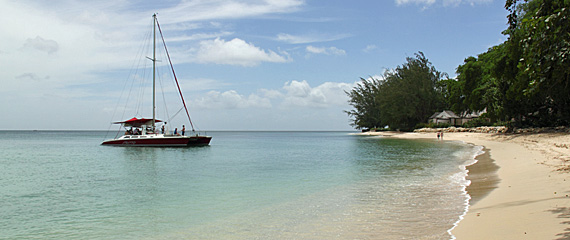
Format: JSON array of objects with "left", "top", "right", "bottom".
[{"left": 464, "top": 149, "right": 500, "bottom": 205}]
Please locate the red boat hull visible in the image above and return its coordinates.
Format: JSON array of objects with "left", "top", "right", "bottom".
[{"left": 101, "top": 135, "right": 211, "bottom": 147}]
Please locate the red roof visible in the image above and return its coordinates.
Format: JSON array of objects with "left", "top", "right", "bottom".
[{"left": 114, "top": 117, "right": 162, "bottom": 127}]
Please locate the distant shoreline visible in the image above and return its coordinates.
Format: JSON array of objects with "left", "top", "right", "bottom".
[
  {"left": 0, "top": 130, "right": 358, "bottom": 132},
  {"left": 356, "top": 130, "right": 570, "bottom": 239}
]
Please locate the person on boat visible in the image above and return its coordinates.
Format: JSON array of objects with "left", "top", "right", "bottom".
[
  {"left": 174, "top": 128, "right": 178, "bottom": 135},
  {"left": 161, "top": 124, "right": 165, "bottom": 134},
  {"left": 182, "top": 125, "right": 185, "bottom": 136}
]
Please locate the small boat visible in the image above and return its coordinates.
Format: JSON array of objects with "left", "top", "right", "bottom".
[{"left": 102, "top": 14, "right": 211, "bottom": 147}]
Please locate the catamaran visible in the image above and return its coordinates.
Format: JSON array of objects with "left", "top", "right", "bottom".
[{"left": 102, "top": 14, "right": 211, "bottom": 147}]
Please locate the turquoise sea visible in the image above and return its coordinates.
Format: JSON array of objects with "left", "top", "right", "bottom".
[{"left": 0, "top": 131, "right": 481, "bottom": 239}]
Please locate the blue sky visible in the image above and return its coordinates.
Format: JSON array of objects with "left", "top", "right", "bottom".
[{"left": 0, "top": 0, "right": 508, "bottom": 130}]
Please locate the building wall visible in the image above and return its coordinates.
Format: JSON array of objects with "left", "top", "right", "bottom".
[
  {"left": 431, "top": 118, "right": 476, "bottom": 126},
  {"left": 429, "top": 111, "right": 483, "bottom": 126}
]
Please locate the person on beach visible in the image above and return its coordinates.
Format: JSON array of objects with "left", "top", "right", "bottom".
[
  {"left": 182, "top": 125, "right": 185, "bottom": 136},
  {"left": 440, "top": 131, "right": 444, "bottom": 140},
  {"left": 437, "top": 132, "right": 440, "bottom": 140}
]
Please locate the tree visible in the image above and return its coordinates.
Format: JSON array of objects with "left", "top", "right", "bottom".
[
  {"left": 345, "top": 77, "right": 383, "bottom": 129},
  {"left": 449, "top": 0, "right": 570, "bottom": 127},
  {"left": 501, "top": 0, "right": 570, "bottom": 126},
  {"left": 345, "top": 52, "right": 447, "bottom": 131},
  {"left": 512, "top": 0, "right": 570, "bottom": 126},
  {"left": 379, "top": 52, "right": 447, "bottom": 130},
  {"left": 454, "top": 56, "right": 486, "bottom": 113}
]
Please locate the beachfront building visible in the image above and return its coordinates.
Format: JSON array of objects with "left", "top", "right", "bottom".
[
  {"left": 429, "top": 110, "right": 460, "bottom": 125},
  {"left": 428, "top": 110, "right": 486, "bottom": 126}
]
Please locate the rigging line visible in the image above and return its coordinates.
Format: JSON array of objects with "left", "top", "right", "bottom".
[
  {"left": 134, "top": 20, "right": 154, "bottom": 119},
  {"left": 105, "top": 75, "right": 130, "bottom": 140},
  {"left": 124, "top": 23, "right": 153, "bottom": 120},
  {"left": 155, "top": 17, "right": 195, "bottom": 132},
  {"left": 105, "top": 20, "right": 153, "bottom": 139},
  {"left": 169, "top": 107, "right": 184, "bottom": 122},
  {"left": 155, "top": 63, "right": 172, "bottom": 123}
]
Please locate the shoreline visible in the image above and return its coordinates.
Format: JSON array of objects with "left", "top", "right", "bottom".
[
  {"left": 464, "top": 148, "right": 500, "bottom": 205},
  {"left": 357, "top": 131, "right": 570, "bottom": 239}
]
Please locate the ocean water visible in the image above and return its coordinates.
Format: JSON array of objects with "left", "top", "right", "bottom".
[{"left": 0, "top": 131, "right": 480, "bottom": 239}]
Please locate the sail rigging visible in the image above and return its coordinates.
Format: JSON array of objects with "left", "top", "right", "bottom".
[
  {"left": 155, "top": 17, "right": 195, "bottom": 132},
  {"left": 101, "top": 14, "right": 211, "bottom": 147}
]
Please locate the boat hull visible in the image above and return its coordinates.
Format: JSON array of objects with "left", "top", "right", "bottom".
[{"left": 101, "top": 135, "right": 211, "bottom": 147}]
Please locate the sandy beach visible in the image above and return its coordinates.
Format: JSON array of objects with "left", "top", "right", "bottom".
[{"left": 359, "top": 130, "right": 570, "bottom": 239}]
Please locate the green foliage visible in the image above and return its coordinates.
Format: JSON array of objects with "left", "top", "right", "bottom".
[
  {"left": 492, "top": 120, "right": 511, "bottom": 127},
  {"left": 445, "top": 0, "right": 570, "bottom": 127},
  {"left": 462, "top": 117, "right": 493, "bottom": 128},
  {"left": 348, "top": 0, "right": 570, "bottom": 129},
  {"left": 371, "top": 127, "right": 393, "bottom": 132},
  {"left": 345, "top": 52, "right": 447, "bottom": 131},
  {"left": 414, "top": 122, "right": 451, "bottom": 129},
  {"left": 515, "top": 0, "right": 570, "bottom": 126},
  {"left": 345, "top": 77, "right": 383, "bottom": 129}
]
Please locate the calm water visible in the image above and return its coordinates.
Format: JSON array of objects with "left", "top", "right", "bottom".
[{"left": 0, "top": 131, "right": 480, "bottom": 239}]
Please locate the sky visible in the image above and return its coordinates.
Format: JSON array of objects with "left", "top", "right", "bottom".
[{"left": 0, "top": 0, "right": 509, "bottom": 131}]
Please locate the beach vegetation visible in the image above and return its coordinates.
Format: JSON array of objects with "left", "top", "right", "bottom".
[
  {"left": 344, "top": 77, "right": 384, "bottom": 129},
  {"left": 450, "top": 0, "right": 570, "bottom": 127},
  {"left": 415, "top": 122, "right": 451, "bottom": 129},
  {"left": 345, "top": 52, "right": 447, "bottom": 131},
  {"left": 461, "top": 117, "right": 494, "bottom": 128},
  {"left": 347, "top": 0, "right": 570, "bottom": 130}
]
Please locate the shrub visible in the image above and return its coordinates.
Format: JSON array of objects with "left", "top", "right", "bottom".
[
  {"left": 462, "top": 118, "right": 492, "bottom": 128},
  {"left": 414, "top": 122, "right": 450, "bottom": 129}
]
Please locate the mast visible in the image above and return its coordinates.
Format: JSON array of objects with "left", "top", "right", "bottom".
[
  {"left": 152, "top": 14, "right": 157, "bottom": 130},
  {"left": 156, "top": 16, "right": 196, "bottom": 132}
]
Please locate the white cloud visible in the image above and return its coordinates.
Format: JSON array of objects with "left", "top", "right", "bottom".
[
  {"left": 177, "top": 78, "right": 227, "bottom": 92},
  {"left": 167, "top": 31, "right": 234, "bottom": 42},
  {"left": 462, "top": 0, "right": 493, "bottom": 6},
  {"left": 442, "top": 0, "right": 462, "bottom": 6},
  {"left": 0, "top": 0, "right": 315, "bottom": 131},
  {"left": 0, "top": 0, "right": 305, "bottom": 94},
  {"left": 15, "top": 73, "right": 50, "bottom": 82},
  {"left": 282, "top": 80, "right": 353, "bottom": 108},
  {"left": 396, "top": 0, "right": 492, "bottom": 7},
  {"left": 194, "top": 90, "right": 272, "bottom": 109},
  {"left": 0, "top": 0, "right": 149, "bottom": 95},
  {"left": 259, "top": 89, "right": 284, "bottom": 99},
  {"left": 305, "top": 46, "right": 346, "bottom": 56},
  {"left": 161, "top": 0, "right": 305, "bottom": 24},
  {"left": 363, "top": 44, "right": 378, "bottom": 53},
  {"left": 276, "top": 33, "right": 350, "bottom": 44},
  {"left": 22, "top": 36, "right": 59, "bottom": 54},
  {"left": 396, "top": 0, "right": 436, "bottom": 6},
  {"left": 194, "top": 38, "right": 290, "bottom": 66},
  {"left": 192, "top": 80, "right": 355, "bottom": 110}
]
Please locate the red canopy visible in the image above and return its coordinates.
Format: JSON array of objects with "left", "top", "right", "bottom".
[{"left": 114, "top": 117, "right": 162, "bottom": 127}]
